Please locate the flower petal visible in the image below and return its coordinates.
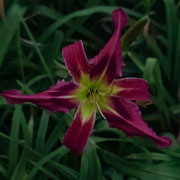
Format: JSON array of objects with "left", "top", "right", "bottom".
[
  {"left": 112, "top": 78, "right": 151, "bottom": 101},
  {"left": 63, "top": 105, "right": 96, "bottom": 154},
  {"left": 2, "top": 81, "right": 79, "bottom": 113},
  {"left": 102, "top": 97, "right": 171, "bottom": 148},
  {"left": 62, "top": 40, "right": 89, "bottom": 82},
  {"left": 90, "top": 9, "right": 128, "bottom": 84}
]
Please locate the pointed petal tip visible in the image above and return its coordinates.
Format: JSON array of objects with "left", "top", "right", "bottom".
[
  {"left": 156, "top": 136, "right": 172, "bottom": 149},
  {"left": 1, "top": 81, "right": 79, "bottom": 113},
  {"left": 62, "top": 40, "right": 82, "bottom": 53},
  {"left": 62, "top": 40, "right": 89, "bottom": 82},
  {"left": 112, "top": 8, "right": 129, "bottom": 29},
  {"left": 102, "top": 97, "right": 172, "bottom": 149},
  {"left": 90, "top": 8, "right": 128, "bottom": 83},
  {"left": 1, "top": 90, "right": 22, "bottom": 104}
]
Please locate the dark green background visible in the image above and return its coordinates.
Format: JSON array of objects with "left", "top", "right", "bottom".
[{"left": 0, "top": 0, "right": 180, "bottom": 179}]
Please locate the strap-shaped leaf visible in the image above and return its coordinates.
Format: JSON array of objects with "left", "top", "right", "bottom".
[
  {"left": 80, "top": 139, "right": 103, "bottom": 180},
  {"left": 0, "top": 4, "right": 26, "bottom": 67},
  {"left": 121, "top": 15, "right": 149, "bottom": 51}
]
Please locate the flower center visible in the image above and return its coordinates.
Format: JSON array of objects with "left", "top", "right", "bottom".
[
  {"left": 73, "top": 73, "right": 112, "bottom": 109},
  {"left": 86, "top": 87, "right": 99, "bottom": 102}
]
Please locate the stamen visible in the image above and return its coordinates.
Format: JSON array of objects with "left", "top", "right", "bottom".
[
  {"left": 86, "top": 87, "right": 102, "bottom": 102},
  {"left": 86, "top": 89, "right": 91, "bottom": 98},
  {"left": 96, "top": 101, "right": 106, "bottom": 119}
]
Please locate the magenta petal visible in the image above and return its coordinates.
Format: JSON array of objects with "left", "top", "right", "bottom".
[
  {"left": 63, "top": 107, "right": 95, "bottom": 154},
  {"left": 62, "top": 40, "right": 89, "bottom": 82},
  {"left": 90, "top": 9, "right": 128, "bottom": 83},
  {"left": 2, "top": 81, "right": 79, "bottom": 113},
  {"left": 102, "top": 97, "right": 171, "bottom": 148},
  {"left": 113, "top": 78, "right": 151, "bottom": 101}
]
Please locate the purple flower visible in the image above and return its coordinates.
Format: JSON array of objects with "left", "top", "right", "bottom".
[{"left": 2, "top": 9, "right": 171, "bottom": 153}]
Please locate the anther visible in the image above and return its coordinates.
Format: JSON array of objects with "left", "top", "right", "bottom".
[
  {"left": 86, "top": 88, "right": 93, "bottom": 98},
  {"left": 95, "top": 88, "right": 98, "bottom": 94},
  {"left": 86, "top": 89, "right": 91, "bottom": 98}
]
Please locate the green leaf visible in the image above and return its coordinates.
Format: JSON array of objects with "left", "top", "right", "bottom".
[
  {"left": 26, "top": 74, "right": 49, "bottom": 87},
  {"left": 0, "top": 96, "right": 6, "bottom": 105},
  {"left": 140, "top": 0, "right": 156, "bottom": 9},
  {"left": 8, "top": 105, "right": 22, "bottom": 176},
  {"left": 0, "top": 163, "right": 7, "bottom": 178},
  {"left": 34, "top": 5, "right": 62, "bottom": 20},
  {"left": 34, "top": 5, "right": 103, "bottom": 45},
  {"left": 35, "top": 111, "right": 49, "bottom": 153},
  {"left": 0, "top": 4, "right": 26, "bottom": 67},
  {"left": 23, "top": 146, "right": 73, "bottom": 180},
  {"left": 33, "top": 165, "right": 60, "bottom": 180},
  {"left": 28, "top": 113, "right": 34, "bottom": 143},
  {"left": 101, "top": 149, "right": 180, "bottom": 180},
  {"left": 51, "top": 162, "right": 79, "bottom": 180},
  {"left": 143, "top": 57, "right": 157, "bottom": 83},
  {"left": 143, "top": 58, "right": 171, "bottom": 124},
  {"left": 104, "top": 168, "right": 124, "bottom": 180},
  {"left": 170, "top": 104, "right": 180, "bottom": 115},
  {"left": 43, "top": 119, "right": 65, "bottom": 154},
  {"left": 46, "top": 30, "right": 63, "bottom": 62},
  {"left": 20, "top": 17, "right": 54, "bottom": 84},
  {"left": 16, "top": 80, "right": 34, "bottom": 94},
  {"left": 27, "top": 146, "right": 71, "bottom": 180},
  {"left": 126, "top": 152, "right": 172, "bottom": 161},
  {"left": 80, "top": 139, "right": 103, "bottom": 180},
  {"left": 121, "top": 15, "right": 149, "bottom": 51},
  {"left": 173, "top": 20, "right": 180, "bottom": 94},
  {"left": 127, "top": 52, "right": 145, "bottom": 71},
  {"left": 163, "top": 0, "right": 178, "bottom": 79},
  {"left": 20, "top": 111, "right": 32, "bottom": 147},
  {"left": 10, "top": 154, "right": 26, "bottom": 180},
  {"left": 40, "top": 6, "right": 119, "bottom": 41}
]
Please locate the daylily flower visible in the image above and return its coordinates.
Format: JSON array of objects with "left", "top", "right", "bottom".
[{"left": 2, "top": 9, "right": 171, "bottom": 153}]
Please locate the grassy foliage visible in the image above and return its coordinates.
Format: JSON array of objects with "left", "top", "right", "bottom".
[{"left": 0, "top": 0, "right": 180, "bottom": 179}]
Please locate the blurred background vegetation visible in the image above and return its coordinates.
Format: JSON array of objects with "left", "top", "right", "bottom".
[{"left": 0, "top": 0, "right": 180, "bottom": 179}]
